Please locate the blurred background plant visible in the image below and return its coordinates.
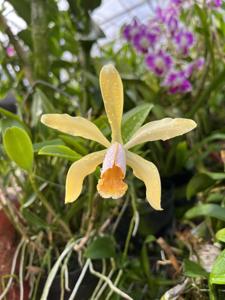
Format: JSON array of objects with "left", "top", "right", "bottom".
[{"left": 0, "top": 0, "right": 225, "bottom": 299}]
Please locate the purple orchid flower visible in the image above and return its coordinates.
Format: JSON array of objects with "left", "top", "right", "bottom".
[
  {"left": 145, "top": 50, "right": 173, "bottom": 77},
  {"left": 123, "top": 19, "right": 140, "bottom": 42},
  {"left": 162, "top": 70, "right": 192, "bottom": 94},
  {"left": 184, "top": 57, "right": 205, "bottom": 77},
  {"left": 174, "top": 30, "right": 195, "bottom": 55},
  {"left": 167, "top": 16, "right": 180, "bottom": 36},
  {"left": 207, "top": 0, "right": 223, "bottom": 7},
  {"left": 170, "top": 0, "right": 183, "bottom": 5},
  {"left": 133, "top": 25, "right": 160, "bottom": 53},
  {"left": 155, "top": 4, "right": 180, "bottom": 23}
]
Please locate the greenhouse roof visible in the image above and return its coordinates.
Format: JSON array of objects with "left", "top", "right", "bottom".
[{"left": 92, "top": 0, "right": 155, "bottom": 41}]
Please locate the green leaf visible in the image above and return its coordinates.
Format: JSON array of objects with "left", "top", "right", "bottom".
[
  {"left": 0, "top": 107, "right": 29, "bottom": 133},
  {"left": 33, "top": 139, "right": 65, "bottom": 153},
  {"left": 144, "top": 235, "right": 156, "bottom": 244},
  {"left": 0, "top": 107, "right": 21, "bottom": 123},
  {"left": 59, "top": 135, "right": 88, "bottom": 155},
  {"left": 84, "top": 236, "right": 116, "bottom": 259},
  {"left": 38, "top": 145, "right": 81, "bottom": 161},
  {"left": 210, "top": 249, "right": 225, "bottom": 284},
  {"left": 22, "top": 210, "right": 49, "bottom": 229},
  {"left": 122, "top": 103, "right": 153, "bottom": 143},
  {"left": 185, "top": 204, "right": 225, "bottom": 222},
  {"left": 31, "top": 89, "right": 55, "bottom": 127},
  {"left": 175, "top": 141, "right": 188, "bottom": 171},
  {"left": 184, "top": 259, "right": 208, "bottom": 278},
  {"left": 0, "top": 118, "right": 25, "bottom": 135},
  {"left": 216, "top": 229, "right": 225, "bottom": 243},
  {"left": 205, "top": 172, "right": 225, "bottom": 181},
  {"left": 186, "top": 173, "right": 215, "bottom": 199},
  {"left": 3, "top": 127, "right": 33, "bottom": 172}
]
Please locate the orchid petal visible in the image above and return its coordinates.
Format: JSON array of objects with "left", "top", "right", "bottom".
[
  {"left": 100, "top": 64, "right": 123, "bottom": 143},
  {"left": 65, "top": 150, "right": 106, "bottom": 203},
  {"left": 127, "top": 151, "right": 162, "bottom": 210},
  {"left": 125, "top": 118, "right": 197, "bottom": 149},
  {"left": 41, "top": 114, "right": 110, "bottom": 147}
]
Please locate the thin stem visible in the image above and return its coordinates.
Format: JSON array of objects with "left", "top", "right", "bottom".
[
  {"left": 68, "top": 259, "right": 91, "bottom": 300},
  {"left": 89, "top": 261, "right": 133, "bottom": 300},
  {"left": 0, "top": 189, "right": 29, "bottom": 241},
  {"left": 93, "top": 259, "right": 116, "bottom": 300},
  {"left": 29, "top": 174, "right": 72, "bottom": 238},
  {"left": 90, "top": 259, "right": 107, "bottom": 300},
  {"left": 19, "top": 241, "right": 27, "bottom": 300},
  {"left": 105, "top": 269, "right": 123, "bottom": 300},
  {"left": 40, "top": 239, "right": 80, "bottom": 300},
  {"left": 122, "top": 216, "right": 135, "bottom": 262},
  {"left": 122, "top": 185, "right": 138, "bottom": 261},
  {"left": 31, "top": 0, "right": 49, "bottom": 81},
  {"left": 0, "top": 239, "right": 25, "bottom": 300}
]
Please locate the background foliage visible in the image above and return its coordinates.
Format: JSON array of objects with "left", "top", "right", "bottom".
[{"left": 0, "top": 0, "right": 225, "bottom": 299}]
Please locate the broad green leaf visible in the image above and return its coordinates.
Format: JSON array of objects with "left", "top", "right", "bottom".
[
  {"left": 33, "top": 139, "right": 65, "bottom": 153},
  {"left": 206, "top": 172, "right": 225, "bottom": 181},
  {"left": 184, "top": 259, "right": 208, "bottom": 278},
  {"left": 84, "top": 236, "right": 116, "bottom": 259},
  {"left": 31, "top": 89, "right": 55, "bottom": 127},
  {"left": 0, "top": 118, "right": 25, "bottom": 135},
  {"left": 210, "top": 249, "right": 225, "bottom": 285},
  {"left": 38, "top": 145, "right": 81, "bottom": 161},
  {"left": 0, "top": 108, "right": 29, "bottom": 133},
  {"left": 0, "top": 107, "right": 21, "bottom": 123},
  {"left": 216, "top": 229, "right": 225, "bottom": 243},
  {"left": 186, "top": 173, "right": 215, "bottom": 199},
  {"left": 3, "top": 127, "right": 33, "bottom": 172},
  {"left": 207, "top": 193, "right": 224, "bottom": 203},
  {"left": 185, "top": 204, "right": 225, "bottom": 222},
  {"left": 59, "top": 135, "right": 88, "bottom": 155},
  {"left": 122, "top": 103, "right": 153, "bottom": 143}
]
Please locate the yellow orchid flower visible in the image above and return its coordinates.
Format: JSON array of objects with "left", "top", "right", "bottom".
[{"left": 41, "top": 64, "right": 197, "bottom": 210}]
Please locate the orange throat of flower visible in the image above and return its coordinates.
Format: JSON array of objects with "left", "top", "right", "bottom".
[{"left": 97, "top": 164, "right": 128, "bottom": 199}]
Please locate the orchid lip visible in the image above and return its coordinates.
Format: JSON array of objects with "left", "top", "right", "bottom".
[{"left": 97, "top": 143, "right": 128, "bottom": 199}]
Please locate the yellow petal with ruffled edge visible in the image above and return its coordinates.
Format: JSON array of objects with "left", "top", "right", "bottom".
[
  {"left": 127, "top": 151, "right": 162, "bottom": 210},
  {"left": 100, "top": 64, "right": 123, "bottom": 143},
  {"left": 125, "top": 118, "right": 197, "bottom": 149},
  {"left": 65, "top": 150, "right": 106, "bottom": 203},
  {"left": 41, "top": 114, "right": 110, "bottom": 148}
]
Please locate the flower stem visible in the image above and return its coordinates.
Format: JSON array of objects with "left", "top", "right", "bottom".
[{"left": 122, "top": 185, "right": 138, "bottom": 261}]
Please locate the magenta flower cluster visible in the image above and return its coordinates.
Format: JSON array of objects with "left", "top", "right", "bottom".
[
  {"left": 122, "top": 0, "right": 206, "bottom": 94},
  {"left": 207, "top": 0, "right": 223, "bottom": 8}
]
